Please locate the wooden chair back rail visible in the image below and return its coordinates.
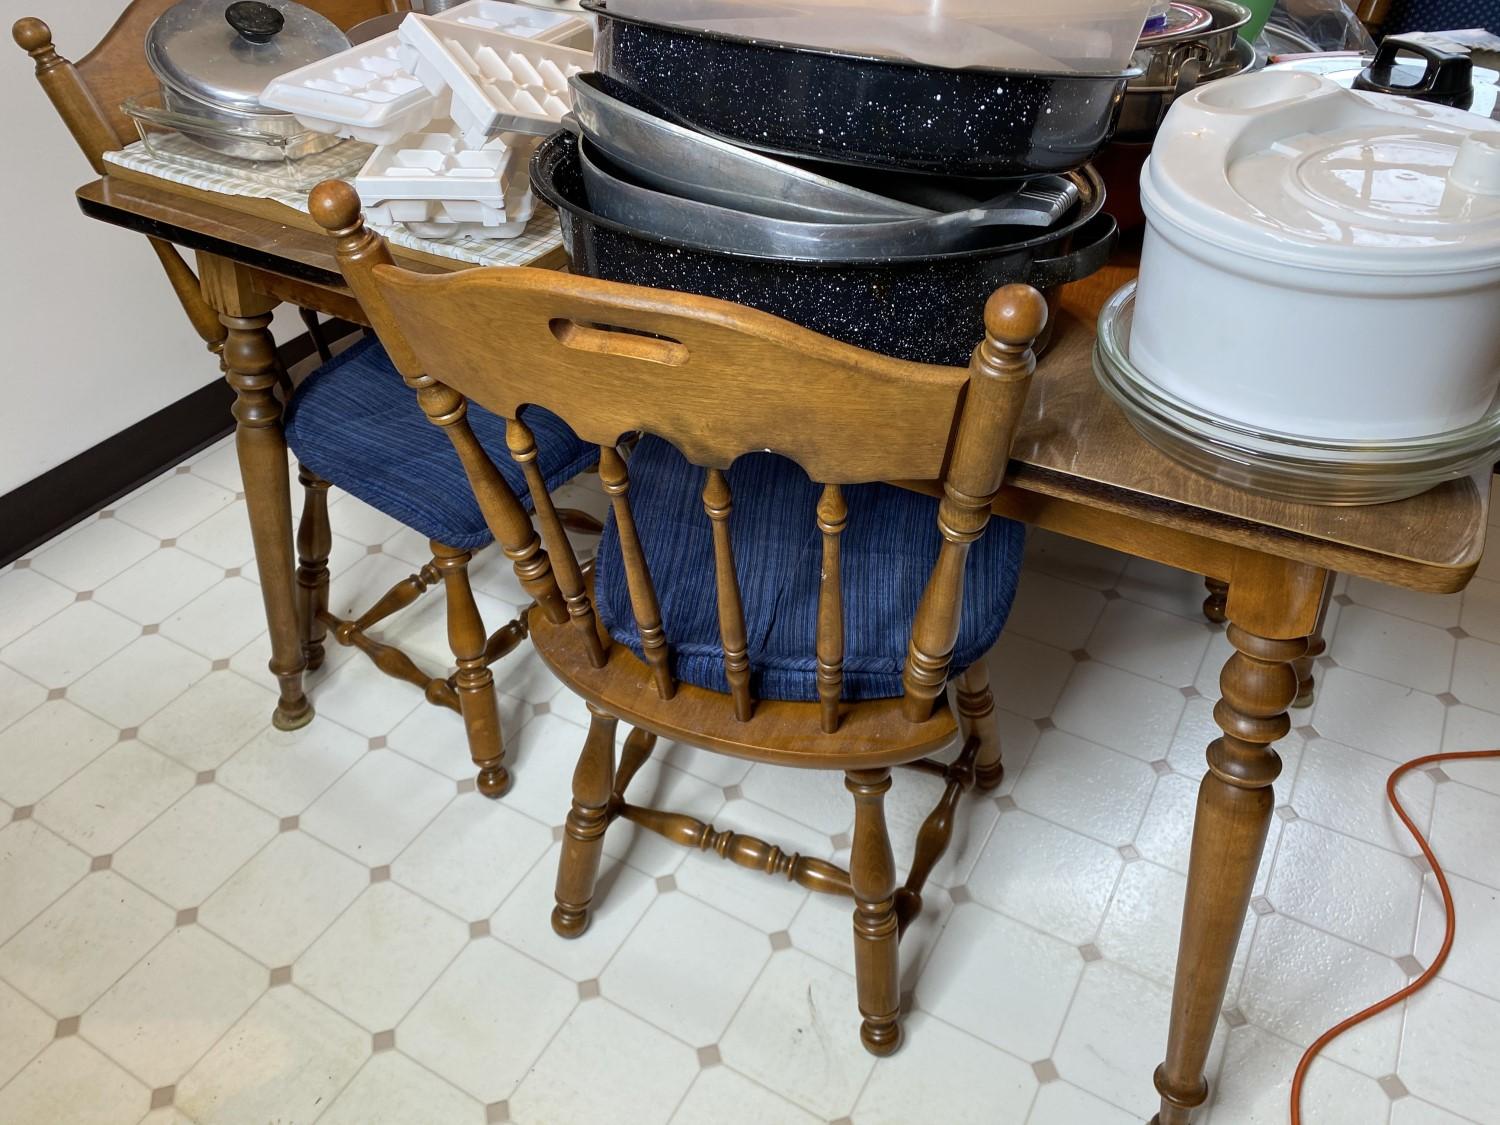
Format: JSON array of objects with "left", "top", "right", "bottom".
[{"left": 359, "top": 222, "right": 1046, "bottom": 733}]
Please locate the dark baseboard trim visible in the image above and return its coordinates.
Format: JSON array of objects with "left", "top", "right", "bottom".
[{"left": 0, "top": 320, "right": 358, "bottom": 569}]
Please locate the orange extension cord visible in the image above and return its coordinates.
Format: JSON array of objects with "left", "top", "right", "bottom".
[{"left": 1289, "top": 747, "right": 1500, "bottom": 1124}]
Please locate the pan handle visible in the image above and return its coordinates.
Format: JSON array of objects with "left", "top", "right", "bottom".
[{"left": 1025, "top": 214, "right": 1118, "bottom": 290}]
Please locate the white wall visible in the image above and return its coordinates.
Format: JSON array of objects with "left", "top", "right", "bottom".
[{"left": 0, "top": 0, "right": 296, "bottom": 496}]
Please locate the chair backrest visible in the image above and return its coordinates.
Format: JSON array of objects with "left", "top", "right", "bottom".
[
  {"left": 308, "top": 180, "right": 1046, "bottom": 731},
  {"left": 12, "top": 0, "right": 397, "bottom": 353}
]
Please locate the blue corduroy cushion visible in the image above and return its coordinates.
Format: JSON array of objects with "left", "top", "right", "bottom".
[
  {"left": 283, "top": 337, "right": 597, "bottom": 551},
  {"left": 596, "top": 437, "right": 1025, "bottom": 702}
]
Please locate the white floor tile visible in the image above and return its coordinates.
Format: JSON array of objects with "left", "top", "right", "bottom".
[
  {"left": 738, "top": 760, "right": 852, "bottom": 836},
  {"left": 174, "top": 986, "right": 369, "bottom": 1125},
  {"left": 1333, "top": 605, "right": 1455, "bottom": 695},
  {"left": 1311, "top": 666, "right": 1448, "bottom": 764},
  {"left": 187, "top": 440, "right": 243, "bottom": 491},
  {"left": 1347, "top": 575, "right": 1463, "bottom": 629},
  {"left": 982, "top": 632, "right": 1076, "bottom": 721},
  {"left": 0, "top": 821, "right": 90, "bottom": 946},
  {"left": 198, "top": 831, "right": 367, "bottom": 968},
  {"left": 392, "top": 792, "right": 552, "bottom": 921},
  {"left": 67, "top": 634, "right": 210, "bottom": 729},
  {"left": 1004, "top": 570, "right": 1107, "bottom": 652},
  {"left": 160, "top": 577, "right": 272, "bottom": 662},
  {"left": 137, "top": 671, "right": 277, "bottom": 771},
  {"left": 28, "top": 518, "right": 160, "bottom": 592},
  {"left": 0, "top": 1036, "right": 149, "bottom": 1125},
  {"left": 82, "top": 925, "right": 266, "bottom": 1088},
  {"left": 1428, "top": 780, "right": 1500, "bottom": 890},
  {"left": 175, "top": 504, "right": 257, "bottom": 571},
  {"left": 785, "top": 880, "right": 951, "bottom": 997},
  {"left": 91, "top": 548, "right": 226, "bottom": 627},
  {"left": 1053, "top": 961, "right": 1206, "bottom": 1120},
  {"left": 719, "top": 950, "right": 873, "bottom": 1120},
  {"left": 113, "top": 786, "right": 278, "bottom": 910},
  {"left": 654, "top": 736, "right": 756, "bottom": 788},
  {"left": 384, "top": 692, "right": 527, "bottom": 782},
  {"left": 0, "top": 700, "right": 119, "bottom": 808},
  {"left": 115, "top": 473, "right": 237, "bottom": 541},
  {"left": 1114, "top": 556, "right": 1213, "bottom": 622},
  {"left": 1292, "top": 737, "right": 1435, "bottom": 851},
  {"left": 489, "top": 842, "right": 656, "bottom": 982},
  {"left": 1085, "top": 597, "right": 1211, "bottom": 688},
  {"left": 885, "top": 761, "right": 1003, "bottom": 890},
  {"left": 1133, "top": 772, "right": 1285, "bottom": 897},
  {"left": 1415, "top": 871, "right": 1500, "bottom": 1002},
  {"left": 1268, "top": 819, "right": 1423, "bottom": 958},
  {"left": 398, "top": 938, "right": 577, "bottom": 1103},
  {"left": 0, "top": 871, "right": 174, "bottom": 1017},
  {"left": 852, "top": 1011, "right": 1037, "bottom": 1124},
  {"left": 494, "top": 644, "right": 567, "bottom": 706},
  {"left": 297, "top": 883, "right": 467, "bottom": 1032},
  {"left": 300, "top": 749, "right": 453, "bottom": 866},
  {"left": 1399, "top": 979, "right": 1500, "bottom": 1123},
  {"left": 0, "top": 977, "right": 52, "bottom": 1088},
  {"left": 1237, "top": 913, "right": 1405, "bottom": 1077},
  {"left": 216, "top": 716, "right": 365, "bottom": 817},
  {"left": 916, "top": 903, "right": 1082, "bottom": 1063},
  {"left": 602, "top": 892, "right": 770, "bottom": 1047},
  {"left": 1439, "top": 707, "right": 1500, "bottom": 794},
  {"left": 33, "top": 741, "right": 194, "bottom": 857},
  {"left": 1097, "top": 859, "right": 1251, "bottom": 995},
  {"left": 966, "top": 810, "right": 1122, "bottom": 945},
  {"left": 0, "top": 567, "right": 74, "bottom": 649},
  {"left": 1204, "top": 1024, "right": 1389, "bottom": 1125},
  {"left": 1389, "top": 1098, "right": 1478, "bottom": 1124},
  {"left": 1022, "top": 531, "right": 1127, "bottom": 590},
  {"left": 317, "top": 1050, "right": 485, "bottom": 1125},
  {"left": 1011, "top": 730, "right": 1155, "bottom": 846},
  {"left": 510, "top": 998, "right": 699, "bottom": 1125},
  {"left": 1027, "top": 1080, "right": 1138, "bottom": 1125},
  {"left": 605, "top": 759, "right": 728, "bottom": 879},
  {"left": 0, "top": 601, "right": 142, "bottom": 689},
  {"left": 1051, "top": 660, "right": 1186, "bottom": 761},
  {"left": 0, "top": 663, "right": 46, "bottom": 736},
  {"left": 669, "top": 1065, "right": 821, "bottom": 1125}
]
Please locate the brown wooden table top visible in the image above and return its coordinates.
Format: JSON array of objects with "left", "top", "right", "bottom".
[{"left": 77, "top": 175, "right": 1489, "bottom": 594}]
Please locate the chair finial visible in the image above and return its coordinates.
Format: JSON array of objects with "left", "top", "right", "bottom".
[
  {"left": 13, "top": 17, "right": 54, "bottom": 55},
  {"left": 983, "top": 284, "right": 1048, "bottom": 349},
  {"left": 308, "top": 179, "right": 363, "bottom": 235}
]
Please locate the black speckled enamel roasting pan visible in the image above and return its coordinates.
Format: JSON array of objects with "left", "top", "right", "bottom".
[
  {"left": 583, "top": 0, "right": 1139, "bottom": 178},
  {"left": 531, "top": 129, "right": 1117, "bottom": 366}
]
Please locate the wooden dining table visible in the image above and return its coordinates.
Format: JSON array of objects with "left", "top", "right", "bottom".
[{"left": 76, "top": 167, "right": 1488, "bottom": 1125}]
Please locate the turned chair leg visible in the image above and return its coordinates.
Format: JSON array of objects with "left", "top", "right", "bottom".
[
  {"left": 1202, "top": 578, "right": 1228, "bottom": 625},
  {"left": 847, "top": 767, "right": 902, "bottom": 1056},
  {"left": 956, "top": 662, "right": 1003, "bottom": 791},
  {"left": 295, "top": 466, "right": 333, "bottom": 671},
  {"left": 553, "top": 704, "right": 618, "bottom": 937},
  {"left": 431, "top": 541, "right": 510, "bottom": 798}
]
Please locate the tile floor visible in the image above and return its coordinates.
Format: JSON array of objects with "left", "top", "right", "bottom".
[{"left": 1, "top": 436, "right": 1498, "bottom": 1125}]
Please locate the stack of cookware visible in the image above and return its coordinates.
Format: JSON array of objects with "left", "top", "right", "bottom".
[{"left": 531, "top": 0, "right": 1143, "bottom": 364}]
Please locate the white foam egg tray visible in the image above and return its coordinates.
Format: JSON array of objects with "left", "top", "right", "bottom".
[
  {"left": 398, "top": 14, "right": 589, "bottom": 144},
  {"left": 356, "top": 129, "right": 539, "bottom": 240},
  {"left": 259, "top": 2, "right": 587, "bottom": 145}
]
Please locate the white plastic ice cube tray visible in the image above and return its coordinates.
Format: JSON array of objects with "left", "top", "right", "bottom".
[
  {"left": 356, "top": 129, "right": 539, "bottom": 239},
  {"left": 399, "top": 14, "right": 589, "bottom": 144},
  {"left": 258, "top": 2, "right": 586, "bottom": 144},
  {"left": 438, "top": 0, "right": 592, "bottom": 49}
]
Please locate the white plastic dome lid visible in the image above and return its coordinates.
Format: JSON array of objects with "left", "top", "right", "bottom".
[{"left": 1140, "top": 70, "right": 1500, "bottom": 275}]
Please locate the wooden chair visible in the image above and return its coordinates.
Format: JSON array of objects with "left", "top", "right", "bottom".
[
  {"left": 311, "top": 181, "right": 1046, "bottom": 1055},
  {"left": 13, "top": 2, "right": 601, "bottom": 795}
]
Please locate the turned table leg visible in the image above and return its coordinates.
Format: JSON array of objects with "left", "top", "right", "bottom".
[
  {"left": 1292, "top": 574, "right": 1335, "bottom": 710},
  {"left": 1202, "top": 577, "right": 1228, "bottom": 625},
  {"left": 202, "top": 256, "right": 311, "bottom": 731},
  {"left": 1153, "top": 556, "right": 1326, "bottom": 1125}
]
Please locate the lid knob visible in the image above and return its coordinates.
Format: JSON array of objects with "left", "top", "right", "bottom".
[
  {"left": 1353, "top": 35, "right": 1474, "bottom": 110},
  {"left": 1450, "top": 132, "right": 1500, "bottom": 197},
  {"left": 225, "top": 1, "right": 284, "bottom": 44}
]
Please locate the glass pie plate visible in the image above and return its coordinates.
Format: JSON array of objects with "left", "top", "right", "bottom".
[
  {"left": 124, "top": 93, "right": 371, "bottom": 191},
  {"left": 1094, "top": 281, "right": 1500, "bottom": 505}
]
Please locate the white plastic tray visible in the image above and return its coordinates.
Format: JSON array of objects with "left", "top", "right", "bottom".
[
  {"left": 356, "top": 128, "right": 540, "bottom": 239},
  {"left": 259, "top": 3, "right": 586, "bottom": 145},
  {"left": 398, "top": 14, "right": 589, "bottom": 144}
]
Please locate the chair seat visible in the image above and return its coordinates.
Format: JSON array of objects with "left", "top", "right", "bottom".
[
  {"left": 284, "top": 337, "right": 597, "bottom": 550},
  {"left": 596, "top": 437, "right": 1025, "bottom": 703}
]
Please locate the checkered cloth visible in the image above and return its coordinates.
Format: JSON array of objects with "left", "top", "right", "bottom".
[{"left": 102, "top": 136, "right": 563, "bottom": 269}]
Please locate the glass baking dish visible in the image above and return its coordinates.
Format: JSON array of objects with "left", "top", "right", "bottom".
[{"left": 123, "top": 93, "right": 371, "bottom": 191}]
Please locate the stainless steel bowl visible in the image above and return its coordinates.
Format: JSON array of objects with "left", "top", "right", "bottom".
[
  {"left": 1116, "top": 35, "right": 1257, "bottom": 143},
  {"left": 1131, "top": 0, "right": 1250, "bottom": 87}
]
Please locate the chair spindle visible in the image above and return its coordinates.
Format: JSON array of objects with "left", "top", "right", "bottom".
[
  {"left": 507, "top": 416, "right": 608, "bottom": 667},
  {"left": 816, "top": 483, "right": 847, "bottom": 733},
  {"left": 598, "top": 444, "right": 674, "bottom": 699},
  {"left": 703, "top": 468, "right": 753, "bottom": 721}
]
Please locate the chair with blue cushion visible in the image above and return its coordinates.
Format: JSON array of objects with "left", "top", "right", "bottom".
[{"left": 312, "top": 180, "right": 1043, "bottom": 1057}]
